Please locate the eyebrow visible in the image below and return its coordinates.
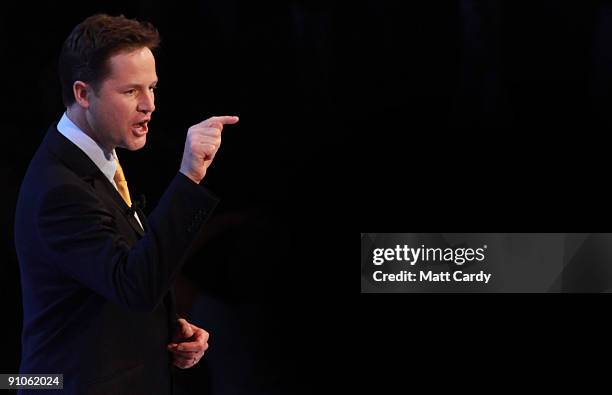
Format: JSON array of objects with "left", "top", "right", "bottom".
[{"left": 120, "top": 81, "right": 158, "bottom": 89}]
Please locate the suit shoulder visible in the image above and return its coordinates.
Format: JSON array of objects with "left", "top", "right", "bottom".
[{"left": 17, "top": 141, "right": 97, "bottom": 213}]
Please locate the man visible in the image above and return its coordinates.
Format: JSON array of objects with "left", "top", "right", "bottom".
[{"left": 14, "top": 14, "right": 238, "bottom": 393}]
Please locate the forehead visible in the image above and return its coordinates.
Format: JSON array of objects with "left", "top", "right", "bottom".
[{"left": 104, "top": 47, "right": 157, "bottom": 85}]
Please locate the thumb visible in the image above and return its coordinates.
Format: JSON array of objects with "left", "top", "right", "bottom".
[{"left": 177, "top": 318, "right": 194, "bottom": 339}]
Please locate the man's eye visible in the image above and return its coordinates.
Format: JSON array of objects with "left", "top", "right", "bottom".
[
  {"left": 149, "top": 86, "right": 157, "bottom": 92},
  {"left": 125, "top": 89, "right": 136, "bottom": 95}
]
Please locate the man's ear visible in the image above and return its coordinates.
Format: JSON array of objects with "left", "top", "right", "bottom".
[{"left": 72, "top": 81, "right": 91, "bottom": 109}]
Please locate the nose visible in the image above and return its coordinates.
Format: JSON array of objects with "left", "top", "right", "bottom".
[{"left": 137, "top": 90, "right": 155, "bottom": 114}]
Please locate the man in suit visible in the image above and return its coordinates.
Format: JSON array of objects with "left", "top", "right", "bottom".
[{"left": 14, "top": 14, "right": 238, "bottom": 393}]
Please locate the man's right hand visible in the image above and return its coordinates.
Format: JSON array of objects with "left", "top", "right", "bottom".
[{"left": 180, "top": 115, "right": 239, "bottom": 184}]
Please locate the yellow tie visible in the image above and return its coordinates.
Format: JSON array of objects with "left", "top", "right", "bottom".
[{"left": 113, "top": 159, "right": 132, "bottom": 207}]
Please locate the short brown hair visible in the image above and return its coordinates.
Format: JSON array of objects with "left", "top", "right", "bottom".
[{"left": 58, "top": 14, "right": 160, "bottom": 106}]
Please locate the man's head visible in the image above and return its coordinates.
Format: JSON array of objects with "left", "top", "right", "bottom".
[{"left": 59, "top": 14, "right": 160, "bottom": 152}]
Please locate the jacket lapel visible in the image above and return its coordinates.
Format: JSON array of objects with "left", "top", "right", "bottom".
[
  {"left": 134, "top": 204, "right": 150, "bottom": 233},
  {"left": 46, "top": 125, "right": 146, "bottom": 238},
  {"left": 96, "top": 177, "right": 145, "bottom": 238}
]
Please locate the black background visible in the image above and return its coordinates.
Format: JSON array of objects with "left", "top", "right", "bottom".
[
  {"left": 354, "top": 1, "right": 612, "bottom": 389},
  {"left": 356, "top": 1, "right": 612, "bottom": 232},
  {"left": 3, "top": 0, "right": 612, "bottom": 392}
]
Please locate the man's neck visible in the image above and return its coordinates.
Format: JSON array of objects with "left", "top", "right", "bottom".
[{"left": 65, "top": 108, "right": 113, "bottom": 155}]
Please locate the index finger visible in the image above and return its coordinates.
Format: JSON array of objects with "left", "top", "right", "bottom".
[
  {"left": 176, "top": 340, "right": 206, "bottom": 352},
  {"left": 201, "top": 115, "right": 239, "bottom": 127}
]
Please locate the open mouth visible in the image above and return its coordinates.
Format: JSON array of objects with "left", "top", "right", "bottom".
[{"left": 132, "top": 120, "right": 149, "bottom": 135}]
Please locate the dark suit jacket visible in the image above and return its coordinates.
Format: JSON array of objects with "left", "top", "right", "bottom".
[{"left": 14, "top": 124, "right": 219, "bottom": 394}]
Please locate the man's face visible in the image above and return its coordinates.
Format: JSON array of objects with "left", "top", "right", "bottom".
[{"left": 85, "top": 47, "right": 157, "bottom": 152}]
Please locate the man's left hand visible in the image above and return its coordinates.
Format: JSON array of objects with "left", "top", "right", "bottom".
[{"left": 167, "top": 318, "right": 209, "bottom": 369}]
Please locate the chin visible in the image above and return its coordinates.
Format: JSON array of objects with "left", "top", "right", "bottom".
[{"left": 125, "top": 137, "right": 147, "bottom": 151}]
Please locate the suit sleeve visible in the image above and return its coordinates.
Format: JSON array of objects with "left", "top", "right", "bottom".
[{"left": 38, "top": 172, "right": 219, "bottom": 312}]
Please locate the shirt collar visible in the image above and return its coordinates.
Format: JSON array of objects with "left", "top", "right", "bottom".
[{"left": 56, "top": 112, "right": 118, "bottom": 186}]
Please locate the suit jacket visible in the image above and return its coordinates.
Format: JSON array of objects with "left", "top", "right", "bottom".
[{"left": 14, "top": 124, "right": 219, "bottom": 394}]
